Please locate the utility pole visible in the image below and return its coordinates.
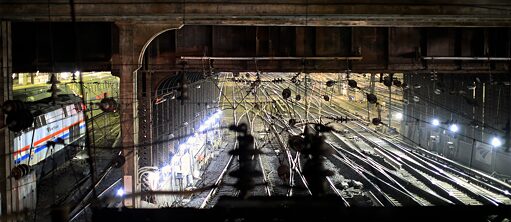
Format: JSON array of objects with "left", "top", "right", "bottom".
[
  {"left": 388, "top": 84, "right": 392, "bottom": 129},
  {"left": 305, "top": 73, "right": 309, "bottom": 120},
  {"left": 367, "top": 73, "right": 375, "bottom": 122}
]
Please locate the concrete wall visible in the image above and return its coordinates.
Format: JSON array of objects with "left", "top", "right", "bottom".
[{"left": 403, "top": 73, "right": 511, "bottom": 178}]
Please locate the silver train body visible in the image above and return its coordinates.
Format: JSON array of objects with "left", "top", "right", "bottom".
[{"left": 13, "top": 94, "right": 86, "bottom": 166}]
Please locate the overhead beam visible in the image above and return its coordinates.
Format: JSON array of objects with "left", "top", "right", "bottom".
[
  {"left": 2, "top": 1, "right": 511, "bottom": 27},
  {"left": 180, "top": 56, "right": 363, "bottom": 61}
]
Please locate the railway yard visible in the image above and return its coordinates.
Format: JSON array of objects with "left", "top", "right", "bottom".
[
  {"left": 176, "top": 73, "right": 511, "bottom": 208},
  {"left": 3, "top": 7, "right": 511, "bottom": 220}
]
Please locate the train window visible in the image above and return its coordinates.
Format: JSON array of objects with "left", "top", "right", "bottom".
[
  {"left": 34, "top": 116, "right": 46, "bottom": 128},
  {"left": 40, "top": 115, "right": 46, "bottom": 126},
  {"left": 75, "top": 103, "right": 82, "bottom": 112},
  {"left": 34, "top": 116, "right": 42, "bottom": 128},
  {"left": 68, "top": 104, "right": 77, "bottom": 115}
]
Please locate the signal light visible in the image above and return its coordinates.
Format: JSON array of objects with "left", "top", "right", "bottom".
[
  {"left": 282, "top": 88, "right": 291, "bottom": 100},
  {"left": 366, "top": 93, "right": 378, "bottom": 104},
  {"left": 347, "top": 80, "right": 358, "bottom": 89},
  {"left": 372, "top": 118, "right": 382, "bottom": 126}
]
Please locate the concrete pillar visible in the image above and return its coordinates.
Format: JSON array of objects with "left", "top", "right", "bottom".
[
  {"left": 112, "top": 22, "right": 181, "bottom": 208},
  {"left": 1, "top": 20, "right": 37, "bottom": 218},
  {"left": 115, "top": 22, "right": 140, "bottom": 208},
  {"left": 0, "top": 20, "right": 13, "bottom": 217}
]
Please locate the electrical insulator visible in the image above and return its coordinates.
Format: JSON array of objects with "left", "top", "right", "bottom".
[
  {"left": 366, "top": 93, "right": 378, "bottom": 104},
  {"left": 339, "top": 116, "right": 348, "bottom": 123},
  {"left": 282, "top": 88, "right": 291, "bottom": 100},
  {"left": 347, "top": 79, "right": 358, "bottom": 88},
  {"left": 2, "top": 100, "right": 26, "bottom": 114},
  {"left": 228, "top": 125, "right": 263, "bottom": 198},
  {"left": 46, "top": 73, "right": 61, "bottom": 85},
  {"left": 295, "top": 94, "right": 301, "bottom": 101},
  {"left": 372, "top": 118, "right": 382, "bottom": 125},
  {"left": 11, "top": 164, "right": 31, "bottom": 180},
  {"left": 313, "top": 124, "right": 335, "bottom": 133},
  {"left": 47, "top": 73, "right": 61, "bottom": 101},
  {"left": 99, "top": 98, "right": 118, "bottom": 112},
  {"left": 326, "top": 80, "right": 336, "bottom": 87},
  {"left": 300, "top": 126, "right": 333, "bottom": 196},
  {"left": 323, "top": 95, "right": 330, "bottom": 101},
  {"left": 3, "top": 100, "right": 34, "bottom": 132},
  {"left": 229, "top": 123, "right": 248, "bottom": 134}
]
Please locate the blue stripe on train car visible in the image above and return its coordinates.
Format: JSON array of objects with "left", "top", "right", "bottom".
[{"left": 14, "top": 124, "right": 86, "bottom": 164}]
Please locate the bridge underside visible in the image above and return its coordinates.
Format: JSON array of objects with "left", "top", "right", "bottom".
[{"left": 2, "top": 0, "right": 511, "bottom": 215}]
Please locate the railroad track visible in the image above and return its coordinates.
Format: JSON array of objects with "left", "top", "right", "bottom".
[
  {"left": 200, "top": 82, "right": 273, "bottom": 207},
  {"left": 261, "top": 78, "right": 511, "bottom": 206}
]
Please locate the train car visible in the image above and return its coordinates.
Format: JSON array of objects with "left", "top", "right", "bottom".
[{"left": 12, "top": 94, "right": 86, "bottom": 170}]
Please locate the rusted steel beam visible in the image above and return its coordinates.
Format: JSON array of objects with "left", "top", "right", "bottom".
[{"left": 180, "top": 56, "right": 363, "bottom": 60}]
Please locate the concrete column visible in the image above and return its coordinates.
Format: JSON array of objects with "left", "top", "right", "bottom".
[
  {"left": 114, "top": 22, "right": 143, "bottom": 208},
  {"left": 0, "top": 20, "right": 13, "bottom": 217},
  {"left": 113, "top": 22, "right": 181, "bottom": 207},
  {"left": 1, "top": 20, "right": 37, "bottom": 217}
]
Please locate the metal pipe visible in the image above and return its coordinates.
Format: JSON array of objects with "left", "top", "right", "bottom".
[
  {"left": 180, "top": 56, "right": 363, "bottom": 61},
  {"left": 422, "top": 56, "right": 511, "bottom": 61}
]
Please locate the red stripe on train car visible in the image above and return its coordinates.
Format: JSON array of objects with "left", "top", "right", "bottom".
[{"left": 13, "top": 119, "right": 85, "bottom": 155}]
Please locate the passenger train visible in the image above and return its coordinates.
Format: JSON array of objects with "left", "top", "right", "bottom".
[{"left": 12, "top": 94, "right": 86, "bottom": 168}]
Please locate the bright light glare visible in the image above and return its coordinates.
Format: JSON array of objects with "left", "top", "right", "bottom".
[
  {"left": 116, "top": 188, "right": 124, "bottom": 197},
  {"left": 158, "top": 110, "right": 223, "bottom": 180},
  {"left": 394, "top": 112, "right": 403, "bottom": 121},
  {"left": 161, "top": 165, "right": 172, "bottom": 174},
  {"left": 148, "top": 171, "right": 160, "bottom": 182},
  {"left": 147, "top": 172, "right": 160, "bottom": 189},
  {"left": 491, "top": 137, "right": 502, "bottom": 147},
  {"left": 60, "top": 72, "right": 71, "bottom": 79},
  {"left": 449, "top": 124, "right": 459, "bottom": 133},
  {"left": 432, "top": 119, "right": 440, "bottom": 126},
  {"left": 74, "top": 71, "right": 80, "bottom": 76}
]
